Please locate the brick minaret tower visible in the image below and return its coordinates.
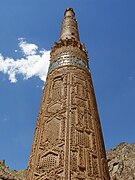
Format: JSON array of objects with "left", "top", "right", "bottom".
[{"left": 26, "top": 8, "right": 110, "bottom": 180}]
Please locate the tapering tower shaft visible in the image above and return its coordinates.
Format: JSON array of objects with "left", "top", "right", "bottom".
[{"left": 26, "top": 8, "right": 110, "bottom": 180}]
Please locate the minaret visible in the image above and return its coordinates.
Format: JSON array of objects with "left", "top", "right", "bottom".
[{"left": 26, "top": 8, "right": 110, "bottom": 180}]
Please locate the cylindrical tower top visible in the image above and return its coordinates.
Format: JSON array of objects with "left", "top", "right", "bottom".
[
  {"left": 60, "top": 8, "right": 80, "bottom": 42},
  {"left": 64, "top": 8, "right": 75, "bottom": 17}
]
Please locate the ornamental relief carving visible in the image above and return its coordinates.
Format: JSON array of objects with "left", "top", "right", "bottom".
[
  {"left": 78, "top": 146, "right": 86, "bottom": 170},
  {"left": 44, "top": 75, "right": 67, "bottom": 119},
  {"left": 86, "top": 150, "right": 92, "bottom": 176},
  {"left": 27, "top": 67, "right": 109, "bottom": 179},
  {"left": 70, "top": 91, "right": 94, "bottom": 133},
  {"left": 92, "top": 155, "right": 99, "bottom": 176},
  {"left": 75, "top": 130, "right": 91, "bottom": 149},
  {"left": 39, "top": 114, "right": 66, "bottom": 151},
  {"left": 39, "top": 152, "right": 59, "bottom": 172},
  {"left": 85, "top": 113, "right": 93, "bottom": 131},
  {"left": 47, "top": 102, "right": 63, "bottom": 114},
  {"left": 91, "top": 133, "right": 97, "bottom": 154},
  {"left": 51, "top": 77, "right": 63, "bottom": 101},
  {"left": 69, "top": 73, "right": 102, "bottom": 178},
  {"left": 45, "top": 118, "right": 60, "bottom": 146},
  {"left": 101, "top": 158, "right": 110, "bottom": 179},
  {"left": 95, "top": 120, "right": 106, "bottom": 159},
  {"left": 34, "top": 147, "right": 64, "bottom": 178}
]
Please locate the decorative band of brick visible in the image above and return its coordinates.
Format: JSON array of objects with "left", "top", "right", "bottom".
[{"left": 48, "top": 59, "right": 89, "bottom": 73}]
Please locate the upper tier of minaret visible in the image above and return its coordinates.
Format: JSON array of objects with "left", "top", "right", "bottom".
[
  {"left": 51, "top": 8, "right": 87, "bottom": 56},
  {"left": 60, "top": 8, "right": 80, "bottom": 42},
  {"left": 49, "top": 8, "right": 89, "bottom": 74}
]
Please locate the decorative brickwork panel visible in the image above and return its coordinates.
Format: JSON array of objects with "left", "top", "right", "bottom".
[
  {"left": 46, "top": 118, "right": 60, "bottom": 145},
  {"left": 40, "top": 152, "right": 58, "bottom": 171}
]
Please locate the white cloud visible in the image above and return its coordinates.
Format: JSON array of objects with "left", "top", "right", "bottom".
[
  {"left": 19, "top": 38, "right": 38, "bottom": 56},
  {"left": 0, "top": 38, "right": 50, "bottom": 83}
]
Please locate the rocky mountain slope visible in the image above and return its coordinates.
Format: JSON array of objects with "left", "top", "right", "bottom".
[
  {"left": 0, "top": 142, "right": 134, "bottom": 180},
  {"left": 0, "top": 160, "right": 26, "bottom": 180},
  {"left": 107, "top": 142, "right": 135, "bottom": 180}
]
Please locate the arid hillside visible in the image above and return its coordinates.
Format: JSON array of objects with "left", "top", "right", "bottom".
[{"left": 107, "top": 142, "right": 135, "bottom": 179}]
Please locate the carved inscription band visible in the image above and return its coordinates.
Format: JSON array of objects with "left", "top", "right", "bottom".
[{"left": 48, "top": 59, "right": 89, "bottom": 73}]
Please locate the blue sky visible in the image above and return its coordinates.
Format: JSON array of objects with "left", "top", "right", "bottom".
[{"left": 0, "top": 0, "right": 135, "bottom": 170}]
